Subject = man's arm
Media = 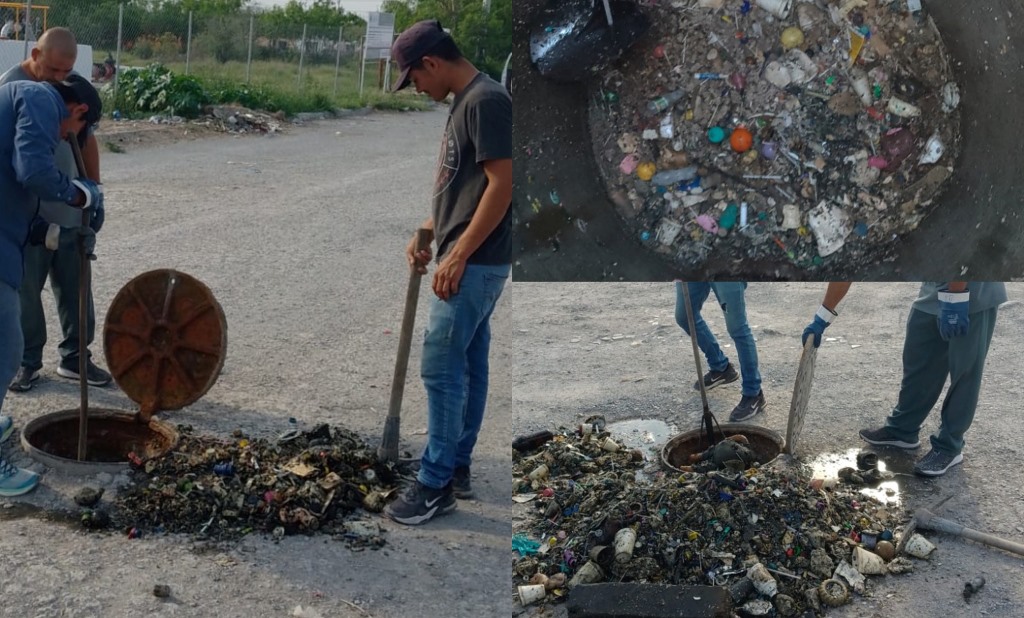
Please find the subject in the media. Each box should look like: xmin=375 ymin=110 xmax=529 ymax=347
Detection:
xmin=822 ymin=282 xmax=853 ymax=313
xmin=13 ymin=88 xmax=79 ymax=204
xmin=444 ymin=158 xmax=513 ymax=262
xmin=431 ymin=159 xmax=512 ymax=299
xmin=83 ymin=132 xmax=101 ymax=182
xmin=803 ymin=282 xmax=852 ymax=347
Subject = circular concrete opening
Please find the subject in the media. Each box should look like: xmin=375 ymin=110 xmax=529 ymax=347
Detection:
xmin=21 ymin=408 xmax=179 ymax=475
xmin=661 ymin=423 xmax=784 ymax=473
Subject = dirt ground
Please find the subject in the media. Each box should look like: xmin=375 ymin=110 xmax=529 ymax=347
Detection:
xmin=511 ymin=282 xmax=1024 ymax=617
xmin=0 ymin=109 xmax=512 ymax=618
xmin=512 ymin=0 xmax=1024 ymax=281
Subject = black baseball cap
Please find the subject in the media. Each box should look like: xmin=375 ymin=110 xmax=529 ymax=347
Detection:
xmin=52 ymin=73 xmax=102 ymax=125
xmin=390 ymin=19 xmax=453 ymax=93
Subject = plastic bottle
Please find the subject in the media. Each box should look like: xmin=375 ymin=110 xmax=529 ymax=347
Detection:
xmin=651 ymin=165 xmax=698 ymax=186
xmin=512 ymin=430 xmax=555 ymax=452
xmin=645 ymin=89 xmax=685 ymax=116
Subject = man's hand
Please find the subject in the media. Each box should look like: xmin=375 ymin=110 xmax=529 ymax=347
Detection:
xmin=802 ymin=305 xmax=837 ymax=348
xmin=69 ymin=177 xmax=103 ymax=211
xmin=76 ymin=226 xmax=97 ymax=259
xmin=937 ymin=288 xmax=970 ymax=340
xmin=406 ymin=229 xmax=433 ymax=275
xmin=433 ymin=251 xmax=466 ymax=301
xmin=88 ymin=185 xmax=104 ymax=233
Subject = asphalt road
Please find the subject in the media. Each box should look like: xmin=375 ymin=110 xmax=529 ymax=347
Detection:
xmin=512 ymin=0 xmax=1024 ymax=281
xmin=0 ymin=110 xmax=512 ymax=618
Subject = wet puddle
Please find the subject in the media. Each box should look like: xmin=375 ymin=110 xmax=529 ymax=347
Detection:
xmin=805 ymin=448 xmax=905 ymax=506
xmin=606 ymin=419 xmax=675 ymax=455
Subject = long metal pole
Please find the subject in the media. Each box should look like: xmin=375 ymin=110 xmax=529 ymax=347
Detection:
xmin=333 ymin=25 xmax=343 ymax=97
xmin=69 ymin=133 xmax=90 ymax=462
xmin=358 ymin=36 xmax=365 ymax=97
xmin=113 ymin=3 xmax=124 ymax=108
xmin=185 ymin=10 xmax=193 ymax=75
xmin=297 ymin=23 xmax=307 ymax=88
xmin=22 ymin=0 xmax=32 ymax=60
xmin=245 ymin=14 xmax=254 ymax=84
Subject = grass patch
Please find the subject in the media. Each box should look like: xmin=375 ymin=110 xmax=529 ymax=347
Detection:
xmin=103 ymin=54 xmax=429 ymax=117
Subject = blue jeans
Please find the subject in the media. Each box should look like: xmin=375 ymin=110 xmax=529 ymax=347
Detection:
xmin=0 ymin=282 xmax=23 ymax=419
xmin=418 ymin=263 xmax=510 ymax=489
xmin=674 ymin=282 xmax=761 ymax=397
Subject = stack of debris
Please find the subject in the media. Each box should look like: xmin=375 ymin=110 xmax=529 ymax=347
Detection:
xmin=201 ymin=105 xmax=285 ymax=134
xmin=512 ymin=427 xmax=935 ymax=615
xmin=112 ymin=424 xmax=398 ymax=547
xmin=589 ymin=0 xmax=961 ymax=271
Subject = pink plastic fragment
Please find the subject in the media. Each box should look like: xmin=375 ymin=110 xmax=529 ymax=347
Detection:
xmin=868 ymin=156 xmax=888 ymax=169
xmin=696 ymin=214 xmax=719 ymax=233
xmin=619 ymin=154 xmax=640 ymax=174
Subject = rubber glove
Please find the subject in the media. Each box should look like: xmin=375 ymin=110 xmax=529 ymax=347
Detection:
xmin=937 ymin=288 xmax=969 ymax=340
xmin=802 ymin=304 xmax=837 ymax=348
xmin=69 ymin=177 xmax=103 ymax=213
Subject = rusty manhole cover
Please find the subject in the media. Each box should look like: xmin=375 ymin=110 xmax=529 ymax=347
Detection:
xmin=104 ymin=269 xmax=227 ymax=421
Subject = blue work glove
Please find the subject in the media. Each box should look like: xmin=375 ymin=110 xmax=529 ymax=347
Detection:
xmin=76 ymin=226 xmax=97 ymax=259
xmin=88 ymin=189 xmax=104 ymax=233
xmin=802 ymin=305 xmax=837 ymax=348
xmin=937 ymin=288 xmax=969 ymax=340
xmin=68 ymin=178 xmax=104 ymax=214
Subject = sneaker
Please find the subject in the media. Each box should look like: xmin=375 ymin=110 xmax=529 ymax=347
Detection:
xmin=914 ymin=449 xmax=964 ymax=477
xmin=0 ymin=457 xmax=39 ymax=497
xmin=8 ymin=367 xmax=40 ymax=393
xmin=384 ymin=481 xmax=456 ymax=525
xmin=858 ymin=427 xmax=920 ymax=450
xmin=453 ymin=466 xmax=474 ymax=499
xmin=693 ymin=362 xmax=739 ymax=392
xmin=56 ymin=359 xmax=112 ymax=387
xmin=729 ymin=390 xmax=766 ymax=422
xmin=0 ymin=416 xmax=13 ymax=443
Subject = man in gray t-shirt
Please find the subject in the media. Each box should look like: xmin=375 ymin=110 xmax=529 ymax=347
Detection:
xmin=382 ymin=20 xmax=512 ymax=526
xmin=803 ymin=282 xmax=1007 ymax=477
xmin=1 ymin=27 xmax=112 ymax=394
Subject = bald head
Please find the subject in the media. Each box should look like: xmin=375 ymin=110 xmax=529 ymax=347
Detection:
xmin=37 ymin=27 xmax=77 ymax=57
xmin=27 ymin=27 xmax=77 ymax=81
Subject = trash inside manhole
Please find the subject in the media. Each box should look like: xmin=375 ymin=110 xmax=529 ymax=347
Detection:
xmin=662 ymin=424 xmax=784 ymax=472
xmin=513 ymin=423 xmax=920 ymax=613
xmin=21 ymin=408 xmax=177 ymax=464
xmin=585 ymin=1 xmax=961 ymax=273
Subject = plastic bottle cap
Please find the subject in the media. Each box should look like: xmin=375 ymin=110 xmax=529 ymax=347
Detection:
xmin=708 ymin=126 xmax=726 ymax=144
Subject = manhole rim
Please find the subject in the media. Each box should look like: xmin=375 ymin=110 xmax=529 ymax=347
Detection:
xmin=660 ymin=422 xmax=785 ymax=474
xmin=20 ymin=407 xmax=180 ymax=475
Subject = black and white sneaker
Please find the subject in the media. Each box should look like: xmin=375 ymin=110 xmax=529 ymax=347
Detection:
xmin=384 ymin=481 xmax=456 ymax=525
xmin=858 ymin=427 xmax=920 ymax=450
xmin=452 ymin=466 xmax=474 ymax=499
xmin=693 ymin=362 xmax=739 ymax=392
xmin=914 ymin=449 xmax=963 ymax=477
xmin=57 ymin=359 xmax=112 ymax=387
xmin=729 ymin=391 xmax=766 ymax=422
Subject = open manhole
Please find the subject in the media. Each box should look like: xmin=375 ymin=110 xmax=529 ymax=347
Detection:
xmin=21 ymin=270 xmax=226 ymax=474
xmin=661 ymin=423 xmax=784 ymax=473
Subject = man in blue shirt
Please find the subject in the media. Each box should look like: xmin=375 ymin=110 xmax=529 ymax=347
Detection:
xmin=0 ymin=77 xmax=104 ymax=496
xmin=803 ymin=282 xmax=1006 ymax=477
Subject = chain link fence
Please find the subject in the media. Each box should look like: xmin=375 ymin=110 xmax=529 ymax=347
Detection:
xmin=0 ymin=1 xmax=395 ymax=111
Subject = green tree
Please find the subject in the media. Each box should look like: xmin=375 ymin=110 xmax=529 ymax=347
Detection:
xmin=379 ymin=0 xmax=510 ymax=79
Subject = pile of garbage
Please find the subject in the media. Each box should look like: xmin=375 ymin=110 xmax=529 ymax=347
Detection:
xmin=201 ymin=105 xmax=285 ymax=134
xmin=588 ymin=0 xmax=961 ymax=271
xmin=512 ymin=425 xmax=935 ymax=616
xmin=110 ymin=423 xmax=399 ymax=547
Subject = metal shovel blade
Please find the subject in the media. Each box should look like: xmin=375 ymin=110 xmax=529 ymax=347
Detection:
xmin=785 ymin=337 xmax=818 ymax=456
xmin=529 ymin=0 xmax=650 ymax=82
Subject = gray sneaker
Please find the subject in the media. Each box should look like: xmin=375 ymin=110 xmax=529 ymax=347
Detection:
xmin=729 ymin=390 xmax=766 ymax=422
xmin=0 ymin=457 xmax=39 ymax=497
xmin=694 ymin=362 xmax=739 ymax=392
xmin=453 ymin=466 xmax=474 ymax=499
xmin=384 ymin=481 xmax=456 ymax=525
xmin=7 ymin=366 xmax=40 ymax=392
xmin=914 ymin=449 xmax=963 ymax=477
xmin=859 ymin=427 xmax=920 ymax=450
